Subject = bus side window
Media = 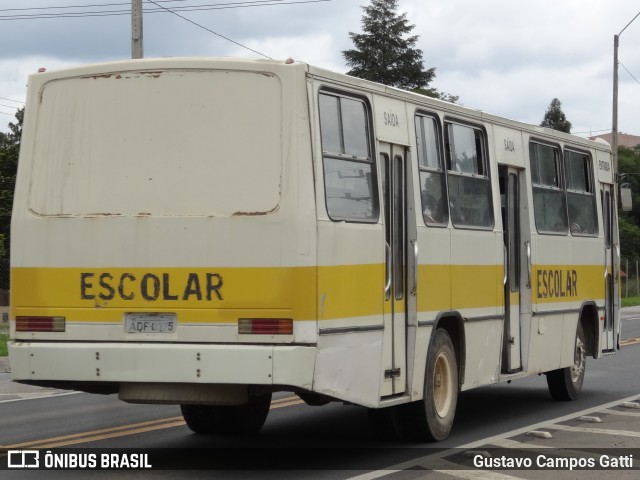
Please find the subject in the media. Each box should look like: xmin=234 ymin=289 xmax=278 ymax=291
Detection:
xmin=529 ymin=142 xmax=568 ymax=234
xmin=565 ymin=150 xmax=598 ymax=236
xmin=318 ymin=92 xmax=378 ymax=222
xmin=444 ymin=122 xmax=493 ymax=229
xmin=415 ymin=114 xmax=448 ymax=227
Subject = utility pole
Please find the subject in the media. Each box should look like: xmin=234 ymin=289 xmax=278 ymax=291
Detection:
xmin=131 ymin=0 xmax=143 ymax=59
xmin=612 ymin=11 xmax=640 ymax=176
xmin=612 ymin=34 xmax=619 ymax=175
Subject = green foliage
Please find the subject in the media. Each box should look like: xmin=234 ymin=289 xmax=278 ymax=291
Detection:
xmin=0 ymin=323 xmax=7 ymax=357
xmin=620 ymin=217 xmax=640 ymax=259
xmin=540 ymin=98 xmax=572 ymax=133
xmin=413 ymin=87 xmax=459 ymax=104
xmin=619 ymin=145 xmax=640 ymax=223
xmin=618 ymin=145 xmax=640 ymax=260
xmin=622 ymin=296 xmax=640 ymax=307
xmin=620 ymin=268 xmax=640 ymax=300
xmin=343 ymin=0 xmax=456 ymax=101
xmin=0 ymin=107 xmax=23 ymax=276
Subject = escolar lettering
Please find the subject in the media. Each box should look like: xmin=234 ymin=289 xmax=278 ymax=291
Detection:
xmin=80 ymin=272 xmax=223 ymax=302
xmin=536 ymin=269 xmax=577 ymax=299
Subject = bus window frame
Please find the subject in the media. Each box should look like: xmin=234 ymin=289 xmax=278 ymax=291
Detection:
xmin=529 ymin=139 xmax=568 ymax=236
xmin=414 ymin=110 xmax=449 ymax=228
xmin=444 ymin=118 xmax=495 ymax=231
xmin=318 ymin=88 xmax=379 ymax=224
xmin=564 ymin=148 xmax=599 ymax=237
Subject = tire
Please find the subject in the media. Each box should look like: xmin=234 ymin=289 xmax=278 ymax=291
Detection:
xmin=396 ymin=328 xmax=459 ymax=442
xmin=546 ymin=322 xmax=586 ymax=401
xmin=180 ymin=392 xmax=272 ymax=435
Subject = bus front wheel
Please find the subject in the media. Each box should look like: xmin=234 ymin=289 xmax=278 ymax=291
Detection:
xmin=180 ymin=392 xmax=272 ymax=435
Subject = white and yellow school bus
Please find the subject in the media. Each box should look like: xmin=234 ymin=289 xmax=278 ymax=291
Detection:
xmin=9 ymin=58 xmax=621 ymax=441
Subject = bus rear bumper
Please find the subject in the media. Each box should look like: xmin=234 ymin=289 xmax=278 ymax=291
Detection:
xmin=8 ymin=341 xmax=316 ymax=391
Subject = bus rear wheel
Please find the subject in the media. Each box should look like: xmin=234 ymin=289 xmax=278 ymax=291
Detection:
xmin=546 ymin=322 xmax=586 ymax=401
xmin=180 ymin=392 xmax=272 ymax=435
xmin=396 ymin=328 xmax=458 ymax=442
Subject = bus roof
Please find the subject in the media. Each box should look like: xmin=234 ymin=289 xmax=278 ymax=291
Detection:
xmin=27 ymin=56 xmax=610 ymax=154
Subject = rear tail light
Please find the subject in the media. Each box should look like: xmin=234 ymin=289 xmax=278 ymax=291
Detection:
xmin=16 ymin=316 xmax=66 ymax=332
xmin=238 ymin=318 xmax=293 ymax=335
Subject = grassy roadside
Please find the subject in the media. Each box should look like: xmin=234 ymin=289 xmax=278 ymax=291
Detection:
xmin=622 ymin=297 xmax=640 ymax=308
xmin=0 ymin=323 xmax=8 ymax=357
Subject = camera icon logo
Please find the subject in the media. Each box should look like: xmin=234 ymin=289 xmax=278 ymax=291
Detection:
xmin=7 ymin=450 xmax=40 ymax=468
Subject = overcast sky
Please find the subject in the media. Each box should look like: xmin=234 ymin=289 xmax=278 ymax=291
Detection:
xmin=1 ymin=0 xmax=640 ymax=138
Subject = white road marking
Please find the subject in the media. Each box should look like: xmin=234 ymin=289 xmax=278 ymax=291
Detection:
xmin=552 ymin=423 xmax=640 ymax=438
xmin=347 ymin=393 xmax=640 ymax=480
xmin=460 ymin=393 xmax=640 ymax=449
xmin=0 ymin=391 xmax=81 ymax=404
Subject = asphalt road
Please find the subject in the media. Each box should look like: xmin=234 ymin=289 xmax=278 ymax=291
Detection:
xmin=1 ymin=311 xmax=639 ymax=478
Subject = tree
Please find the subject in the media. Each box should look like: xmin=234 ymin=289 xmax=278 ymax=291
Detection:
xmin=618 ymin=145 xmax=640 ymax=260
xmin=343 ymin=0 xmax=457 ymax=102
xmin=540 ymin=98 xmax=572 ymax=133
xmin=0 ymin=107 xmax=23 ymax=285
xmin=620 ymin=217 xmax=640 ymax=260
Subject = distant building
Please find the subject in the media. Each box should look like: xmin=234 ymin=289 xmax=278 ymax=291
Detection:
xmin=589 ymin=132 xmax=640 ymax=149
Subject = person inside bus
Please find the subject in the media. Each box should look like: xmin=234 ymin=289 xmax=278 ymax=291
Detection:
xmin=423 ymin=192 xmax=444 ymax=224
xmin=568 ymin=204 xmax=582 ymax=234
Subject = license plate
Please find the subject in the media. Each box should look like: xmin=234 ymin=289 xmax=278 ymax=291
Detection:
xmin=125 ymin=313 xmax=177 ymax=334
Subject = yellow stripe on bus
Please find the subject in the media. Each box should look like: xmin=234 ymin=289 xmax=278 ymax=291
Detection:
xmin=418 ymin=264 xmax=502 ymax=312
xmin=11 ymin=263 xmax=608 ymax=324
xmin=532 ymin=264 xmax=605 ymax=304
xmin=11 ymin=266 xmax=318 ymax=322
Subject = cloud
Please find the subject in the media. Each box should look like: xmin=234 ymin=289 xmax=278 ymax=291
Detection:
xmin=404 ymin=0 xmax=640 ymax=135
xmin=1 ymin=0 xmax=639 ymax=136
xmin=228 ymin=32 xmax=345 ymax=71
xmin=0 ymin=56 xmax=82 ymax=126
xmin=0 ymin=16 xmax=130 ymax=62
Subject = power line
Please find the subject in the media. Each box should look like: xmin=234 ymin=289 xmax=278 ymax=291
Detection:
xmin=0 ymin=0 xmax=332 ymax=20
xmin=0 ymin=0 xmax=331 ymax=60
xmin=0 ymin=97 xmax=23 ymax=105
xmin=146 ymin=0 xmax=271 ymax=58
xmin=620 ymin=61 xmax=640 ymax=87
xmin=0 ymin=1 xmax=190 ymax=12
xmin=0 ymin=0 xmax=242 ymax=12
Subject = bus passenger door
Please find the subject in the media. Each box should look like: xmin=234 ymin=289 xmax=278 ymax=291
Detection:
xmin=499 ymin=166 xmax=529 ymax=372
xmin=602 ymin=186 xmax=618 ymax=352
xmin=380 ymin=143 xmax=412 ymax=396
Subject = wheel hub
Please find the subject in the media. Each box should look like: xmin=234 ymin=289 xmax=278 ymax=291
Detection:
xmin=570 ymin=335 xmax=585 ymax=383
xmin=433 ymin=352 xmax=453 ymax=418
